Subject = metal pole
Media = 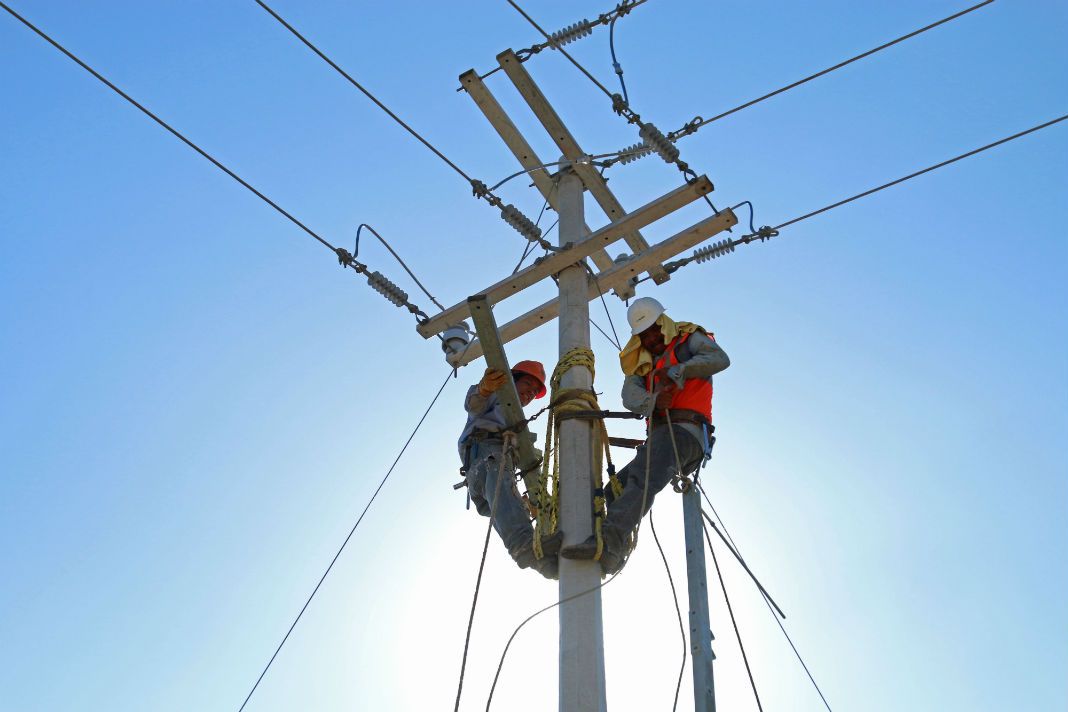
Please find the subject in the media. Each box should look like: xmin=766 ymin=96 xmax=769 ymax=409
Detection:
xmin=683 ymin=487 xmax=717 ymax=712
xmin=556 ymin=166 xmax=608 ymax=712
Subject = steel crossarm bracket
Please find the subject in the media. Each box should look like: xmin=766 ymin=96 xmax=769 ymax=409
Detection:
xmin=448 ymin=208 xmax=738 ymax=367
xmin=496 ymin=49 xmax=671 ymax=286
xmin=466 ymin=295 xmax=541 ymax=488
xmin=458 ymin=68 xmax=632 ymax=298
xmin=416 ymin=176 xmax=713 ymax=339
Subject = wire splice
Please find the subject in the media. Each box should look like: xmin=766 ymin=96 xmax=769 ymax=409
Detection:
xmin=549 ymin=19 xmax=592 ymax=47
xmin=501 ymin=203 xmax=544 ymax=243
xmin=367 ymin=270 xmax=409 ymax=307
xmin=638 ymin=123 xmax=679 ymax=163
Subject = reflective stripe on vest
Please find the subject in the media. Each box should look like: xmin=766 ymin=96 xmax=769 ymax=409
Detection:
xmin=645 ymin=332 xmax=713 ymax=422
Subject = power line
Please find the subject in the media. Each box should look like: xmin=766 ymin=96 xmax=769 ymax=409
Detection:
xmin=253 ymin=0 xmax=533 ymax=229
xmin=0 ymin=0 xmax=339 ymax=255
xmin=252 ymin=0 xmax=474 ymax=185
xmin=654 ymin=114 xmax=1068 ymax=284
xmin=237 ymin=369 xmax=455 ymax=712
xmin=668 ymin=0 xmax=998 ymax=141
xmin=772 ymin=114 xmax=1068 ymax=232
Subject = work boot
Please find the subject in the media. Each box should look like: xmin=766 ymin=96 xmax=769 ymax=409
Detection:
xmin=509 ymin=530 xmax=565 ymax=570
xmin=559 ymin=523 xmax=626 ymax=567
xmin=532 ymin=554 xmax=559 ymax=580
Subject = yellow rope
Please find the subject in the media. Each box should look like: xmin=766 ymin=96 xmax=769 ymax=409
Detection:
xmin=531 ymin=347 xmax=619 ymax=560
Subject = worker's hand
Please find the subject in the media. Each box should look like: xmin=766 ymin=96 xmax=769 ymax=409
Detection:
xmin=478 ymin=368 xmax=508 ymax=397
xmin=649 ymin=367 xmax=677 ymax=392
xmin=654 ymin=390 xmax=675 ymax=410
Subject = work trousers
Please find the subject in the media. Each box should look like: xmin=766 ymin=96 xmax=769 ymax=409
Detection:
xmin=605 ymin=423 xmax=704 ymax=533
xmin=465 ymin=439 xmax=532 ymax=552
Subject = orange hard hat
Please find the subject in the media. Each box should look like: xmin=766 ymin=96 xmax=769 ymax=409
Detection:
xmin=511 ymin=360 xmax=547 ymax=398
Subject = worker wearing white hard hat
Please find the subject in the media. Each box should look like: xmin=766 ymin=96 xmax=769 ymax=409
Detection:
xmin=561 ymin=297 xmax=730 ymax=574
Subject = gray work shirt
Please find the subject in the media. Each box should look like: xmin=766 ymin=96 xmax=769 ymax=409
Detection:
xmin=457 ymin=385 xmax=508 ymax=459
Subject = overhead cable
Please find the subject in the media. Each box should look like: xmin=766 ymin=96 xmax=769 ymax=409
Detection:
xmin=0 ymin=1 xmax=339 ymax=254
xmin=252 ymin=0 xmax=548 ymax=246
xmin=656 ymin=115 xmax=1067 ymax=282
xmin=772 ymin=114 xmax=1067 ymax=232
xmin=668 ymin=0 xmax=998 ymax=141
xmin=237 ymin=368 xmax=455 ymax=712
xmin=0 ymin=1 xmax=436 ymax=320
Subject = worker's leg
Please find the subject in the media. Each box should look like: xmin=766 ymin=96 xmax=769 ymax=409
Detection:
xmin=605 ymin=424 xmax=703 ymax=533
xmin=466 ymin=441 xmax=533 ymax=554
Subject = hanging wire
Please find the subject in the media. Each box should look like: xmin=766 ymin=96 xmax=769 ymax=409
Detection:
xmin=701 ymin=517 xmax=765 ymax=712
xmin=667 ymin=0 xmax=999 ymax=141
xmin=237 ymin=368 xmax=455 ymax=712
xmin=454 ymin=434 xmax=520 ymax=712
xmin=698 ymin=485 xmax=834 ymax=712
xmin=649 ymin=511 xmax=687 ymax=712
xmin=355 ymin=224 xmax=445 ymax=311
xmin=608 ymin=13 xmax=629 ymax=106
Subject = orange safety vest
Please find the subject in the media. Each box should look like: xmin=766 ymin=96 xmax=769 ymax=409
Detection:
xmin=644 ymin=331 xmax=713 ymax=422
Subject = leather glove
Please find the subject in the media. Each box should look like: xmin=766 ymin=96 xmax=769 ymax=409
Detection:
xmin=478 ymin=368 xmax=508 ymax=397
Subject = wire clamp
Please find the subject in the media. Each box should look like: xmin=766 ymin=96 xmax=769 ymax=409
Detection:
xmin=335 ymin=247 xmax=354 ymax=267
xmin=470 ymin=179 xmax=489 ymax=199
xmin=611 ymin=93 xmax=629 ymax=115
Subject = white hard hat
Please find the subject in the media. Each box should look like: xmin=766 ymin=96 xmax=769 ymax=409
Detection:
xmin=627 ymin=296 xmax=665 ymax=335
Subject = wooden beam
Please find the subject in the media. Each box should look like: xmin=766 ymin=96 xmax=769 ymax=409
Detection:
xmin=417 ymin=176 xmax=712 ymax=339
xmin=497 ymin=49 xmax=672 ymax=286
xmin=448 ymin=208 xmax=738 ymax=367
xmin=458 ymin=68 xmax=625 ymax=294
xmin=466 ymin=295 xmax=541 ymax=488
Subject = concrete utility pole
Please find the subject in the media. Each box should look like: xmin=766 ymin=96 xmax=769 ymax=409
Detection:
xmin=555 ymin=167 xmax=608 ymax=712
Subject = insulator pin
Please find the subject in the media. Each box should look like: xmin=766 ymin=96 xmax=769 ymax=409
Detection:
xmin=500 ymin=204 xmax=543 ymax=243
xmin=549 ymin=19 xmax=592 ymax=47
xmin=616 ymin=141 xmax=653 ymax=165
xmin=367 ymin=270 xmax=408 ymax=307
xmin=692 ymin=239 xmax=735 ymax=264
xmin=638 ymin=123 xmax=679 ymax=163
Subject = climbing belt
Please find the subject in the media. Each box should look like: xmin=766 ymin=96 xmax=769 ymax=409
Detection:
xmin=531 ymin=347 xmax=623 ymax=560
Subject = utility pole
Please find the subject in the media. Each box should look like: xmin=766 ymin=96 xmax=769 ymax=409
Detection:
xmin=426 ymin=44 xmax=741 ymax=712
xmin=555 ymin=167 xmax=607 ymax=712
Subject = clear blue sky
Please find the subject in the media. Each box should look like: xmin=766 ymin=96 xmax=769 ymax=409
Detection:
xmin=1 ymin=1 xmax=1065 ymax=711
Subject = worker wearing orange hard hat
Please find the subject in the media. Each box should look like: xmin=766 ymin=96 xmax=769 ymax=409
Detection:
xmin=561 ymin=297 xmax=730 ymax=574
xmin=458 ymin=359 xmax=562 ymax=579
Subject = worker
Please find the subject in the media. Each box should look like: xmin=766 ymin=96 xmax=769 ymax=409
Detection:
xmin=560 ymin=297 xmax=729 ymax=574
xmin=459 ymin=360 xmax=563 ymax=579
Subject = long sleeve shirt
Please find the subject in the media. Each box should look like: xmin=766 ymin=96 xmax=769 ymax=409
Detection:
xmin=621 ymin=330 xmax=729 ymax=447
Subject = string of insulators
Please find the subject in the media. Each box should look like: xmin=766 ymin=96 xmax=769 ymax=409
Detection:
xmin=500 ymin=203 xmax=543 ymax=243
xmin=615 ymin=141 xmax=654 ymax=165
xmin=638 ymin=122 xmax=679 ymax=163
xmin=367 ymin=270 xmax=409 ymax=307
xmin=692 ymin=239 xmax=734 ymax=263
xmin=549 ymin=19 xmax=592 ymax=47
